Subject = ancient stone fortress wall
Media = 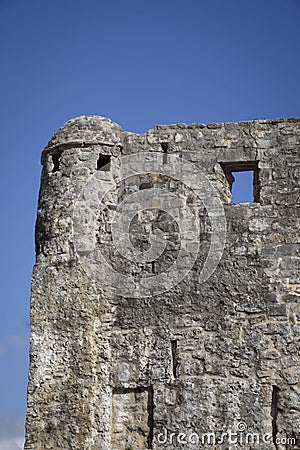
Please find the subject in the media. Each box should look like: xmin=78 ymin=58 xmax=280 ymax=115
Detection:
xmin=25 ymin=117 xmax=300 ymax=450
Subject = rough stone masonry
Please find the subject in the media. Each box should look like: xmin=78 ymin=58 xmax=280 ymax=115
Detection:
xmin=25 ymin=116 xmax=300 ymax=449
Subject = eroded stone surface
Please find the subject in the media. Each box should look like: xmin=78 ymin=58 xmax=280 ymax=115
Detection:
xmin=25 ymin=116 xmax=300 ymax=449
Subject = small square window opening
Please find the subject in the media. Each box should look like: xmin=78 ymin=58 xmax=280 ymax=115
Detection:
xmin=97 ymin=155 xmax=111 ymax=171
xmin=232 ymin=171 xmax=254 ymax=203
xmin=220 ymin=161 xmax=260 ymax=204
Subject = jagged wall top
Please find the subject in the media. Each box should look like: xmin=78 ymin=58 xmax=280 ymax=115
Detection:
xmin=45 ymin=115 xmax=300 ymax=158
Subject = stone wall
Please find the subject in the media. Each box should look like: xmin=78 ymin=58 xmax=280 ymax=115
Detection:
xmin=25 ymin=116 xmax=300 ymax=449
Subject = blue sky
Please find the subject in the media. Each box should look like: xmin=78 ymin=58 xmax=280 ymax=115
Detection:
xmin=0 ymin=0 xmax=299 ymax=447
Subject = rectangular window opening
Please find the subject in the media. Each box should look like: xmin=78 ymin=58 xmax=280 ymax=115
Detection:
xmin=220 ymin=161 xmax=260 ymax=204
xmin=52 ymin=154 xmax=60 ymax=173
xmin=97 ymin=154 xmax=111 ymax=171
xmin=171 ymin=340 xmax=178 ymax=378
xmin=161 ymin=143 xmax=168 ymax=164
xmin=271 ymin=386 xmax=280 ymax=447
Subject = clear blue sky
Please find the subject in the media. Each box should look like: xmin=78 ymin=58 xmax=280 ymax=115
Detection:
xmin=0 ymin=0 xmax=299 ymax=447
